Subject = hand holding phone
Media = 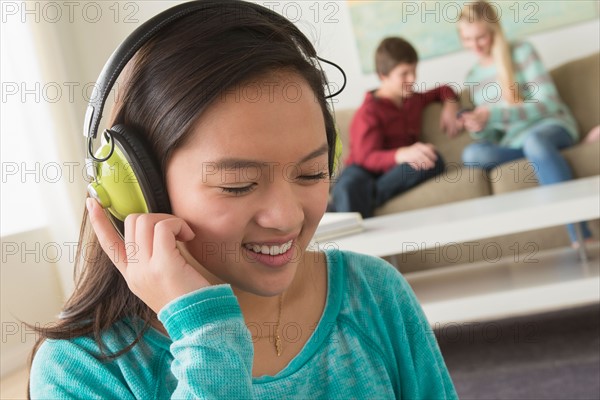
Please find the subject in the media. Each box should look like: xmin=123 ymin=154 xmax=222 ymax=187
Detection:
xmin=456 ymin=107 xmax=474 ymax=118
xmin=86 ymin=198 xmax=210 ymax=313
xmin=459 ymin=107 xmax=490 ymax=132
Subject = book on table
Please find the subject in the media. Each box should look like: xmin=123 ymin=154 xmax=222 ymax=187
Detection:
xmin=312 ymin=212 xmax=364 ymax=242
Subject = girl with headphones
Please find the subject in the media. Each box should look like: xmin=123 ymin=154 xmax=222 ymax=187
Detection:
xmin=29 ymin=1 xmax=457 ymax=398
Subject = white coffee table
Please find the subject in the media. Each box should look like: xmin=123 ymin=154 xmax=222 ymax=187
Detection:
xmin=317 ymin=176 xmax=599 ymax=258
xmin=316 ymin=176 xmax=600 ymax=325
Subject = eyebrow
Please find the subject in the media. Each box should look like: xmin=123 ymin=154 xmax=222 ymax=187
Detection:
xmin=212 ymin=143 xmax=329 ymax=170
xmin=299 ymin=143 xmax=329 ymax=164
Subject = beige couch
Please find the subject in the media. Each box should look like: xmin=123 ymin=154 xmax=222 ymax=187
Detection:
xmin=333 ymin=53 xmax=600 ymax=273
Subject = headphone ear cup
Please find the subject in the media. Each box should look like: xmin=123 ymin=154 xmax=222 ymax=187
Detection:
xmin=108 ymin=124 xmax=172 ymax=216
xmin=332 ymin=128 xmax=342 ymax=174
xmin=87 ymin=125 xmax=171 ymax=227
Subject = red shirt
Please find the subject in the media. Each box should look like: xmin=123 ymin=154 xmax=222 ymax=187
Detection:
xmin=345 ymin=86 xmax=457 ymax=173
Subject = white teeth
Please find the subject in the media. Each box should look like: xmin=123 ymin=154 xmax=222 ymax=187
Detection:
xmin=245 ymin=240 xmax=293 ymax=256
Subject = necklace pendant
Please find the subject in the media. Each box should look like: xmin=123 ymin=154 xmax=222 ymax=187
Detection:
xmin=275 ymin=334 xmax=282 ymax=357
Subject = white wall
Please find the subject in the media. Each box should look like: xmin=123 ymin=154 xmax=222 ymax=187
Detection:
xmin=1 ymin=229 xmax=64 ymax=376
xmin=308 ymin=4 xmax=599 ymax=110
xmin=40 ymin=1 xmax=600 ymax=117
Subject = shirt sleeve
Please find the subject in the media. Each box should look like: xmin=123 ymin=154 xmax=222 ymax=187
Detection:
xmin=486 ymin=42 xmax=565 ymax=130
xmin=29 ymin=285 xmax=254 ymax=400
xmin=158 ymin=284 xmax=254 ymax=399
xmin=348 ymin=104 xmax=397 ymax=173
xmin=30 ymin=339 xmax=137 ymax=399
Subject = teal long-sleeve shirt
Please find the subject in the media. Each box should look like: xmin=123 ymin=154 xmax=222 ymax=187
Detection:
xmin=30 ymin=249 xmax=458 ymax=399
xmin=467 ymin=41 xmax=579 ymax=148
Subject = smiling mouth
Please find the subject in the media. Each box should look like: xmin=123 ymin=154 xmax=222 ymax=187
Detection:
xmin=243 ymin=239 xmax=294 ymax=256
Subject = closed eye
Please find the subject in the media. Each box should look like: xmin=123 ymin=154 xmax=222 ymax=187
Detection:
xmin=220 ymin=184 xmax=256 ymax=195
xmin=298 ymin=172 xmax=328 ymax=181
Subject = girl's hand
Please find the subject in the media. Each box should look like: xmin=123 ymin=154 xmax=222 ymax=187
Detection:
xmin=440 ymin=101 xmax=461 ymax=138
xmin=86 ymin=198 xmax=210 ymax=313
xmin=460 ymin=107 xmax=490 ymax=132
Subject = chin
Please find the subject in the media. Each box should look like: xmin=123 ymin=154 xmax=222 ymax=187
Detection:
xmin=238 ymin=271 xmax=296 ymax=297
xmin=234 ymin=253 xmax=301 ymax=294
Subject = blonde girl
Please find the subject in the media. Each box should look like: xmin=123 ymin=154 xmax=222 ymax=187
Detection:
xmin=457 ymin=0 xmax=592 ymax=245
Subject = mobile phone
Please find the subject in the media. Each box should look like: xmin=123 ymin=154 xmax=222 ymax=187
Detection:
xmin=456 ymin=107 xmax=474 ymax=118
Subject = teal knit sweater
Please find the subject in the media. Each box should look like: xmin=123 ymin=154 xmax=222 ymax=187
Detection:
xmin=30 ymin=249 xmax=457 ymax=399
xmin=467 ymin=41 xmax=579 ymax=147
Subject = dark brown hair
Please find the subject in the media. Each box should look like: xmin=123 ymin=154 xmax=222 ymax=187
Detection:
xmin=375 ymin=37 xmax=419 ymax=76
xmin=28 ymin=0 xmax=337 ymax=389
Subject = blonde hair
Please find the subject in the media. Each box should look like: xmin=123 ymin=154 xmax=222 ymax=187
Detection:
xmin=460 ymin=1 xmax=522 ymax=104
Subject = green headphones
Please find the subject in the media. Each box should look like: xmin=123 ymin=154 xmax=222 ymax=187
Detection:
xmin=84 ymin=1 xmax=345 ymax=238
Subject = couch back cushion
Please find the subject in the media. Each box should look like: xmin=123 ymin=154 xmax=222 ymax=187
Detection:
xmin=420 ymin=98 xmax=474 ymax=165
xmin=550 ymin=52 xmax=600 ymax=135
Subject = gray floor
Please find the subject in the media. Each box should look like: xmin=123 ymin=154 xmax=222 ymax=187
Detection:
xmin=436 ymin=304 xmax=600 ymax=400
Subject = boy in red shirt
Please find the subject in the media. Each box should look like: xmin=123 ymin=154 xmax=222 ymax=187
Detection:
xmin=331 ymin=37 xmax=461 ymax=217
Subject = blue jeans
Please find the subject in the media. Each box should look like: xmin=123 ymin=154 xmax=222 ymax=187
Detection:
xmin=462 ymin=123 xmax=592 ymax=243
xmin=331 ymin=154 xmax=445 ymax=218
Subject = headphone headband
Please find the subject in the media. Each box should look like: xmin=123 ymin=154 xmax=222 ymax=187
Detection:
xmin=83 ymin=0 xmax=224 ymax=140
xmin=83 ymin=0 xmax=346 ymax=143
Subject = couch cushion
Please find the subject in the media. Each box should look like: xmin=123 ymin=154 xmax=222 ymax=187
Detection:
xmin=489 ymin=141 xmax=600 ymax=194
xmin=421 ymin=102 xmax=476 ymax=165
xmin=374 ymin=166 xmax=492 ymax=215
xmin=551 ymin=52 xmax=600 ymax=136
xmin=564 ymin=142 xmax=600 ymax=177
xmin=488 ymin=159 xmax=539 ymax=194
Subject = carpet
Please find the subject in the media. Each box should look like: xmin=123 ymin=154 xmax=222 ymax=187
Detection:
xmin=436 ymin=304 xmax=600 ymax=400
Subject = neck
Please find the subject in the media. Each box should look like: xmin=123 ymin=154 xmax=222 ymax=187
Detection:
xmin=479 ymin=54 xmax=494 ymax=66
xmin=234 ymin=250 xmax=312 ymax=320
xmin=375 ymin=88 xmax=403 ymax=107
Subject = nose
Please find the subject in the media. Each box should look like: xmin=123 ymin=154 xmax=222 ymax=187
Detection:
xmin=254 ymin=180 xmax=304 ymax=233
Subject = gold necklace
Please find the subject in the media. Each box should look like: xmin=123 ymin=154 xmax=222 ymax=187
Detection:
xmin=251 ymin=292 xmax=284 ymax=357
xmin=274 ymin=292 xmax=284 ymax=357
